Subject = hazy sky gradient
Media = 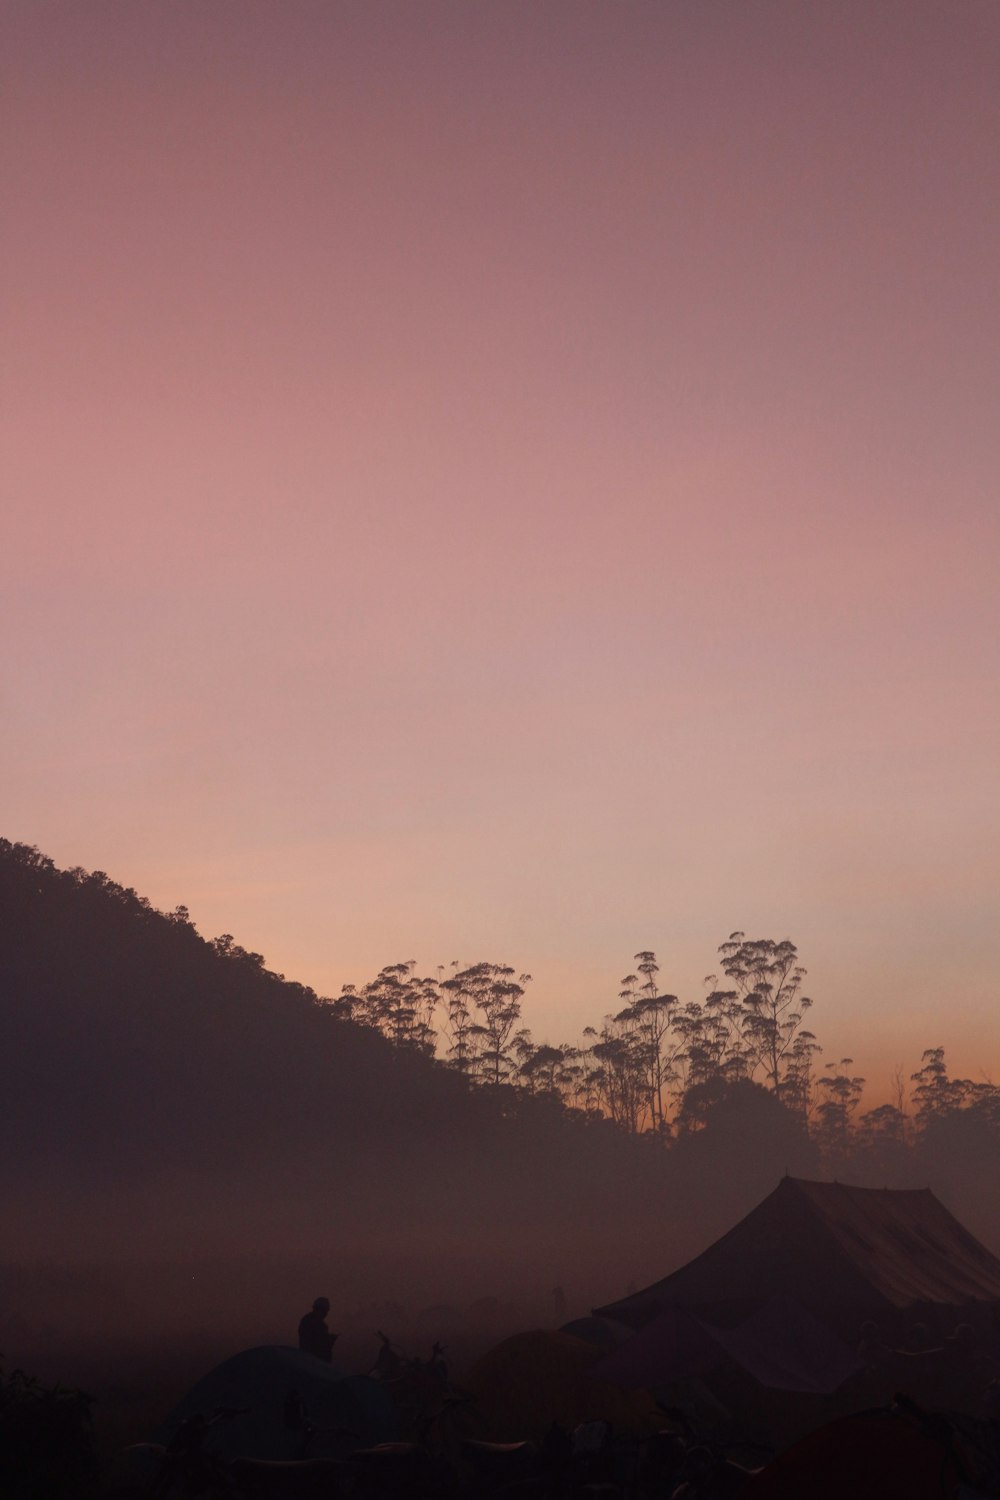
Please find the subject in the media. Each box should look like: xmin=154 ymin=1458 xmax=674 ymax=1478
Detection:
xmin=4 ymin=0 xmax=999 ymax=1093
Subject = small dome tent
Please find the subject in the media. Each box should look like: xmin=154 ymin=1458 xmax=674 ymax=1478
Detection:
xmin=155 ymin=1345 xmax=395 ymax=1460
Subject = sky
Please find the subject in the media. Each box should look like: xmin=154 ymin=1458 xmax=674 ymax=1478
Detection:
xmin=3 ymin=0 xmax=999 ymax=1097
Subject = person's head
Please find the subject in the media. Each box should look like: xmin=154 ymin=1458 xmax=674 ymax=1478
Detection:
xmin=313 ymin=1297 xmax=331 ymax=1317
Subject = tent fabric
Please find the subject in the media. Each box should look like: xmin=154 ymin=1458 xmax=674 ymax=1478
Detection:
xmin=594 ymin=1177 xmax=1000 ymax=1327
xmin=589 ymin=1299 xmax=862 ymax=1396
xmin=705 ymin=1297 xmax=863 ymax=1394
xmin=588 ymin=1307 xmax=723 ymax=1389
xmin=154 ymin=1345 xmax=396 ymax=1460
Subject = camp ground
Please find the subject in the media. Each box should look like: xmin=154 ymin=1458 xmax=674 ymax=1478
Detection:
xmin=96 ymin=1177 xmax=1000 ymax=1498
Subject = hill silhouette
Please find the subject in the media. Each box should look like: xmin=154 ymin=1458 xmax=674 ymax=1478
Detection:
xmin=1 ymin=841 xmax=705 ymax=1298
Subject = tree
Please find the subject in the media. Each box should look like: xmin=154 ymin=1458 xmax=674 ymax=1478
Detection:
xmin=513 ymin=1035 xmax=582 ymax=1101
xmin=674 ymin=1076 xmax=814 ymax=1171
xmin=584 ymin=1006 xmax=649 ymax=1134
xmin=572 ymin=1032 xmax=608 ymax=1117
xmin=965 ymin=1079 xmax=1000 ymax=1130
xmin=614 ymin=954 xmax=681 ymax=1132
xmin=716 ymin=933 xmax=814 ymax=1100
xmin=674 ymin=981 xmax=749 ymax=1119
xmin=212 ymin=933 xmax=266 ymax=968
xmin=857 ymin=1102 xmax=906 ymax=1151
xmin=339 ymin=962 xmax=438 ymax=1055
xmin=814 ymin=1059 xmax=865 ymax=1154
xmin=437 ymin=961 xmax=475 ymax=1075
xmin=910 ymin=1047 xmax=970 ymax=1126
xmin=635 ymin=951 xmax=659 ymax=1002
xmin=782 ymin=1027 xmax=821 ymax=1120
xmin=441 ymin=963 xmax=529 ymax=1086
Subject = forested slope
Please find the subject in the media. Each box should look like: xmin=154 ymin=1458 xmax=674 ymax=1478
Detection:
xmin=4 ymin=838 xmax=995 ymax=1296
xmin=0 ymin=841 xmax=688 ymax=1274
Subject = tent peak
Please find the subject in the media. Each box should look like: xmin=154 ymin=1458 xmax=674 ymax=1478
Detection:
xmin=594 ymin=1178 xmax=1000 ymax=1327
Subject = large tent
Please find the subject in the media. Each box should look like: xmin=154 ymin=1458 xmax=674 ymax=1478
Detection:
xmin=594 ymin=1177 xmax=1000 ymax=1328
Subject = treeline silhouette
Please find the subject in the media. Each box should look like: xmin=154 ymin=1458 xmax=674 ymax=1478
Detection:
xmin=332 ymin=947 xmax=999 ymax=1158
xmin=2 ymin=838 xmax=998 ymax=1296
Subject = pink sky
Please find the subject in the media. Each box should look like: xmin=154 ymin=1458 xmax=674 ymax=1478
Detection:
xmin=3 ymin=0 xmax=999 ymax=1097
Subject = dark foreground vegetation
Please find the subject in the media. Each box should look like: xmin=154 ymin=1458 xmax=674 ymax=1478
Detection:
xmin=0 ymin=1357 xmax=98 ymax=1498
xmin=5 ymin=1324 xmax=1000 ymax=1500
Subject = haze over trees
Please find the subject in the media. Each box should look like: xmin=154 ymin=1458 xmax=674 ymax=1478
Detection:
xmin=332 ymin=930 xmax=997 ymax=1167
xmin=2 ymin=837 xmax=998 ymax=1324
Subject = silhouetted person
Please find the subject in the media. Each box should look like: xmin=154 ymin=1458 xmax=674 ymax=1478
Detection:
xmin=298 ymin=1297 xmax=337 ymax=1362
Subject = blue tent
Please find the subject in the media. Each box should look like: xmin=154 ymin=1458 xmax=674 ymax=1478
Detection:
xmin=155 ymin=1345 xmax=396 ymax=1460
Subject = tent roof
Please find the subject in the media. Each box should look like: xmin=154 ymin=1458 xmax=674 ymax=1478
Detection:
xmin=594 ymin=1177 xmax=1000 ymax=1326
